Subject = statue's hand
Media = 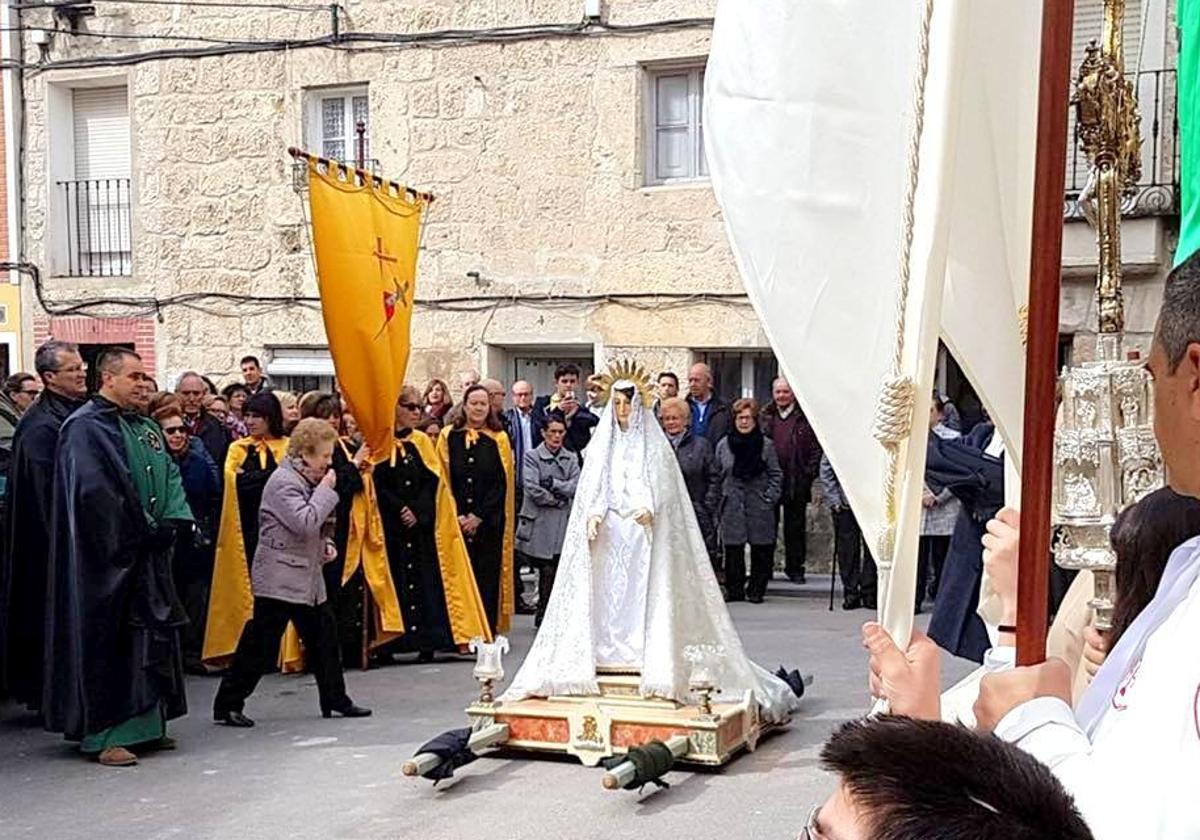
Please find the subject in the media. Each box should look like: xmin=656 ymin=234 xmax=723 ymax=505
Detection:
xmin=587 ymin=516 xmax=602 ymax=541
xmin=633 ymin=508 xmax=653 ymax=527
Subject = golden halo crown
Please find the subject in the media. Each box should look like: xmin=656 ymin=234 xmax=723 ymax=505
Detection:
xmin=592 ymin=359 xmax=655 ymax=408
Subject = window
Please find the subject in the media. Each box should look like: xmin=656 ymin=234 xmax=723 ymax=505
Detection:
xmin=696 ymin=350 xmax=778 ymax=405
xmin=511 ymin=353 xmax=595 ymax=402
xmin=645 ymin=64 xmax=707 ymax=185
xmin=305 ymin=86 xmax=370 ymax=164
xmin=58 ymin=86 xmax=132 ymax=276
xmin=266 ymin=346 xmax=336 ymax=394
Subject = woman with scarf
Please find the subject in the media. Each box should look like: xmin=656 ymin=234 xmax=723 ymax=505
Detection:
xmin=221 ymin=383 xmax=250 ymax=439
xmin=438 ymin=384 xmax=515 ymax=635
xmin=715 ymin=398 xmax=783 ymax=603
xmin=423 ymin=378 xmax=454 ymax=422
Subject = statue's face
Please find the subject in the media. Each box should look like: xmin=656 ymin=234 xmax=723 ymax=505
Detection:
xmin=613 ymin=391 xmax=633 ymax=431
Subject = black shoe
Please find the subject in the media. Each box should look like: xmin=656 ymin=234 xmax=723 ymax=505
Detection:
xmin=725 ymin=591 xmax=746 ymax=603
xmin=788 ymin=573 xmax=807 ymax=585
xmin=322 ymin=702 xmax=372 ymax=719
xmin=214 ymin=710 xmax=255 ymax=728
xmin=861 ymin=596 xmax=877 ymax=610
xmin=748 ymin=594 xmax=765 ymax=604
xmin=843 ymin=593 xmax=862 ymax=610
xmin=417 ymin=650 xmax=435 ymax=664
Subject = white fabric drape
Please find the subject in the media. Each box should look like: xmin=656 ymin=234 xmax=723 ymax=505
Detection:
xmin=705 ymin=0 xmax=1040 ymax=653
xmin=501 ymin=395 xmax=799 ymax=723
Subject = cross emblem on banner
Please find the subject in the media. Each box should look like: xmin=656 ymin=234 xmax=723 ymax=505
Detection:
xmin=373 ymin=236 xmax=410 ymax=340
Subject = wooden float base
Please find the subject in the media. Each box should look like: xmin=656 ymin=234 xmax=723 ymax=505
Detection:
xmin=466 ymin=671 xmax=784 ymax=768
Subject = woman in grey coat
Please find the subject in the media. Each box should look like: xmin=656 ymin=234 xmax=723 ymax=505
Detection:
xmin=516 ymin=413 xmax=581 ymax=627
xmin=213 ymin=419 xmax=371 ymax=727
xmin=716 ymin=399 xmax=783 ymax=603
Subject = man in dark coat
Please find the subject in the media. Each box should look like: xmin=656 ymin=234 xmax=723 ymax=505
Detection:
xmin=925 ymin=422 xmax=1004 ymax=663
xmin=760 ymin=377 xmax=822 ymax=583
xmin=0 ymin=341 xmax=88 ymax=711
xmin=43 ymin=348 xmax=193 ymax=767
xmin=505 ymin=380 xmax=544 ymax=613
xmin=685 ymin=362 xmax=731 ymax=444
xmin=175 ymin=371 xmax=230 ymax=470
xmin=533 ymin=363 xmax=597 ymax=457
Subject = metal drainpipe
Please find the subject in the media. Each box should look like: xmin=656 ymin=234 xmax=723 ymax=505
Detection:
xmin=0 ymin=2 xmax=25 ymax=367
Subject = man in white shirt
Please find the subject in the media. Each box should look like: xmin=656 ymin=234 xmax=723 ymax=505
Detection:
xmin=869 ymin=253 xmax=1200 ymax=839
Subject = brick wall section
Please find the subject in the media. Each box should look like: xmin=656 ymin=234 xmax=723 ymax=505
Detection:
xmin=32 ymin=315 xmax=157 ymax=375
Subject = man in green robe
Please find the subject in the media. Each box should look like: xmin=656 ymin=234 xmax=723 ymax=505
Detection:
xmin=43 ymin=348 xmax=194 ymax=766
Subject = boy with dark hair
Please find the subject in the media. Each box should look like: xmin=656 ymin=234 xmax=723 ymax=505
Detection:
xmin=810 ymin=715 xmax=1092 ymax=840
xmin=533 ymin=362 xmax=597 ymax=455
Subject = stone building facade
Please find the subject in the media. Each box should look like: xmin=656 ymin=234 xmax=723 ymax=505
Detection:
xmin=15 ymin=0 xmax=771 ymax=401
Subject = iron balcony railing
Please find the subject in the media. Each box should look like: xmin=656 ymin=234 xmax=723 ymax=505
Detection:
xmin=56 ymin=178 xmax=132 ymax=277
xmin=1065 ymin=68 xmax=1178 ymax=220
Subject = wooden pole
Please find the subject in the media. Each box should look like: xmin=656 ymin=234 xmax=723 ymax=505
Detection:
xmin=1017 ymin=0 xmax=1076 ymax=666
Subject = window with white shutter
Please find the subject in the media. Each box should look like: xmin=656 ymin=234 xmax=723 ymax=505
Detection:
xmin=65 ymin=86 xmax=132 ymax=276
xmin=305 ymin=86 xmax=370 ymax=165
xmin=645 ymin=64 xmax=707 ymax=186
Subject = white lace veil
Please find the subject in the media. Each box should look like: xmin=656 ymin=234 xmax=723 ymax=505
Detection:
xmin=500 ymin=385 xmax=798 ymax=722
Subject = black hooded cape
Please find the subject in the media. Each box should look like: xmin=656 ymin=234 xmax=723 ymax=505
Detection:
xmin=42 ymin=397 xmax=188 ymax=741
xmin=925 ymin=423 xmax=1004 ymax=663
xmin=0 ymin=389 xmax=85 ymax=708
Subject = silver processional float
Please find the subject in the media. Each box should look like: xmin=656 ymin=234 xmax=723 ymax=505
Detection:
xmin=1052 ymin=0 xmax=1163 ymax=631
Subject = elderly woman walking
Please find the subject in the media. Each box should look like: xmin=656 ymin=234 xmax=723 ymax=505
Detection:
xmin=515 ymin=411 xmax=581 ymax=628
xmin=212 ymin=418 xmax=371 ymax=727
xmin=716 ymin=399 xmax=783 ymax=603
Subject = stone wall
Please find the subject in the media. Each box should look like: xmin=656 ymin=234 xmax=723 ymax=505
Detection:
xmin=17 ymin=0 xmax=755 ymax=388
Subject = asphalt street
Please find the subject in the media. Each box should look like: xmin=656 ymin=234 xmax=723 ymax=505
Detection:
xmin=0 ymin=579 xmax=974 ymax=840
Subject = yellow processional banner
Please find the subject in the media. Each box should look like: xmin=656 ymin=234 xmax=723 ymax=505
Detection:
xmin=306 ymin=160 xmax=427 ymax=458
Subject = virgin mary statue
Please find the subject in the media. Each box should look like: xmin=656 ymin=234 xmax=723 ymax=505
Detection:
xmin=501 ymin=362 xmax=799 ymax=723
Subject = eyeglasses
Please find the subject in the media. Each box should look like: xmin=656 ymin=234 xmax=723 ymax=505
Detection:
xmin=798 ymin=806 xmax=826 ymax=840
xmin=19 ymin=389 xmax=40 ymax=396
xmin=400 ymin=402 xmax=422 ymax=411
xmin=162 ymin=426 xmax=187 ymax=436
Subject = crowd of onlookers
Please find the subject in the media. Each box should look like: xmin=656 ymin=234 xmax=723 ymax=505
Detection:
xmin=0 ymin=348 xmax=960 ymax=648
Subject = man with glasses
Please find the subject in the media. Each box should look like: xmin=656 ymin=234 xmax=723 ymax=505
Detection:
xmin=4 ymin=373 xmax=41 ymax=415
xmin=802 ymin=715 xmax=1091 ymax=839
xmin=0 ymin=373 xmax=39 ymax=455
xmin=504 ymin=380 xmax=544 ymax=615
xmin=0 ymin=341 xmax=87 ymax=713
xmin=175 ymin=371 xmax=230 ymax=470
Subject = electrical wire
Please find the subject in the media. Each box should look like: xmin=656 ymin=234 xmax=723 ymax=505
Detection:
xmin=4 ymin=259 xmax=750 ymax=321
xmin=0 ymin=26 xmax=304 ymax=48
xmin=16 ymin=0 xmax=331 ymax=12
xmin=3 ymin=16 xmax=714 ymax=72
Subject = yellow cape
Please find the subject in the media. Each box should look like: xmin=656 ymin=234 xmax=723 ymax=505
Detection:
xmin=343 ymin=433 xmax=492 ymax=647
xmin=202 ymin=436 xmax=303 ymax=671
xmin=436 ymin=426 xmax=515 ymax=635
